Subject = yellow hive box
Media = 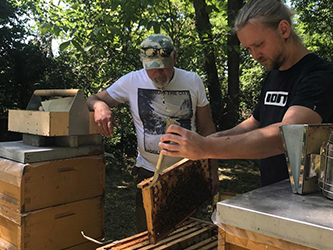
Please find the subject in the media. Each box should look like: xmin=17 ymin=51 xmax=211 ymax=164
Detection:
xmin=0 ymin=155 xmax=105 ymax=212
xmin=0 ymin=196 xmax=104 ymax=250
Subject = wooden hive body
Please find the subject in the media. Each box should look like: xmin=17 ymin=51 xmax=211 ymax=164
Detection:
xmin=0 ymin=155 xmax=105 ymax=212
xmin=0 ymin=141 xmax=105 ymax=249
xmin=0 ymin=197 xmax=104 ymax=250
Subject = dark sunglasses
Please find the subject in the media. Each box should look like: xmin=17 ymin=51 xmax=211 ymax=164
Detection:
xmin=140 ymin=48 xmax=173 ymax=57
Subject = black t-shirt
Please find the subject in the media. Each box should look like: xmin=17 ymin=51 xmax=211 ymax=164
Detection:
xmin=253 ymin=53 xmax=333 ymax=186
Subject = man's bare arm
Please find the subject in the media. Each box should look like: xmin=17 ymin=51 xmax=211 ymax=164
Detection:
xmin=159 ymin=105 xmax=322 ymax=160
xmin=87 ymin=90 xmax=120 ymax=137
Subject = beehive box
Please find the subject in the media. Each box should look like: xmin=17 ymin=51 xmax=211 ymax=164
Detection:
xmin=0 ymin=155 xmax=105 ymax=212
xmin=138 ymin=159 xmax=213 ymax=244
xmin=0 ymin=196 xmax=104 ymax=250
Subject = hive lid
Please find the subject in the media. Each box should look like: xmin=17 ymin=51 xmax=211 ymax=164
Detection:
xmin=0 ymin=141 xmax=103 ymax=163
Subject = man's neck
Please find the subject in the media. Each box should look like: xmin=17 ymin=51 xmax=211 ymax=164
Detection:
xmin=279 ymin=41 xmax=310 ymax=71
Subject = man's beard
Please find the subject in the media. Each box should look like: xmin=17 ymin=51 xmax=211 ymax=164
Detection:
xmin=260 ymin=42 xmax=285 ymax=70
xmin=269 ymin=52 xmax=284 ymax=70
xmin=153 ymin=81 xmax=169 ymax=89
xmin=152 ymin=75 xmax=171 ymax=89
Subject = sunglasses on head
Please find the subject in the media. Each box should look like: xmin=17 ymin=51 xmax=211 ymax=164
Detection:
xmin=140 ymin=47 xmax=173 ymax=57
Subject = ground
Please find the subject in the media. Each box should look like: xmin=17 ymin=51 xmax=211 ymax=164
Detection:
xmin=103 ymin=150 xmax=261 ymax=241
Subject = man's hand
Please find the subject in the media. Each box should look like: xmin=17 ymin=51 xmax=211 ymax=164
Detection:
xmin=87 ymin=91 xmax=120 ymax=137
xmin=94 ymin=105 xmax=118 ymax=137
xmin=159 ymin=125 xmax=207 ymax=160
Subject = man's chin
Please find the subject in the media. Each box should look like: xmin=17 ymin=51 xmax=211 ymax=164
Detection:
xmin=153 ymin=80 xmax=169 ymax=89
xmin=260 ymin=62 xmax=274 ymax=71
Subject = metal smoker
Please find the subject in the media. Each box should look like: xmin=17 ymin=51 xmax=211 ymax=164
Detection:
xmin=280 ymin=124 xmax=333 ymax=196
xmin=318 ymin=132 xmax=333 ymax=199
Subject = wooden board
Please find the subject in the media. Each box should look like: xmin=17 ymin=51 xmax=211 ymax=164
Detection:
xmin=138 ymin=159 xmax=212 ymax=244
xmin=217 ymin=227 xmax=317 ymax=250
xmin=8 ymin=110 xmax=98 ymax=136
xmin=98 ymin=218 xmax=217 ymax=250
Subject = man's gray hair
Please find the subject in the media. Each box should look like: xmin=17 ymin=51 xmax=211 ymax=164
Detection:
xmin=234 ymin=0 xmax=301 ymax=42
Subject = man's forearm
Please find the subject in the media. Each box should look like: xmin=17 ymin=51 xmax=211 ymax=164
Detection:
xmin=211 ymin=116 xmax=260 ymax=138
xmin=204 ymin=123 xmax=284 ymax=160
xmin=87 ymin=95 xmax=109 ymax=112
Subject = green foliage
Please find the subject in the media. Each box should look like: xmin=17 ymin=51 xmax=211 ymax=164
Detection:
xmin=6 ymin=0 xmax=231 ymax=146
xmin=3 ymin=0 xmax=333 ymax=142
xmin=238 ymin=48 xmax=265 ymax=119
xmin=291 ymin=0 xmax=333 ymax=61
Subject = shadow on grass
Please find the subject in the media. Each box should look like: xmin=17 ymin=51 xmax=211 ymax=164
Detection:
xmin=104 ymin=151 xmax=137 ymax=241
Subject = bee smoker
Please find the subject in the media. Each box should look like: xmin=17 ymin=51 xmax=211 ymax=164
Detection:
xmin=319 ymin=132 xmax=333 ymax=199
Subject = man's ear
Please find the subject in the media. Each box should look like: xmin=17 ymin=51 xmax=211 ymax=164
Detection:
xmin=278 ymin=20 xmax=291 ymax=39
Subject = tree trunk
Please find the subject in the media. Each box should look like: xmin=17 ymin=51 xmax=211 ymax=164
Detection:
xmin=192 ymin=0 xmax=223 ymax=130
xmin=225 ymin=0 xmax=243 ymax=129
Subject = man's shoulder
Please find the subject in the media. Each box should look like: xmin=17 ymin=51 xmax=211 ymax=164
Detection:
xmin=174 ymin=67 xmax=201 ymax=80
xmin=174 ymin=67 xmax=195 ymax=74
xmin=301 ymin=53 xmax=333 ymax=72
xmin=118 ymin=68 xmax=147 ymax=81
xmin=128 ymin=68 xmax=147 ymax=76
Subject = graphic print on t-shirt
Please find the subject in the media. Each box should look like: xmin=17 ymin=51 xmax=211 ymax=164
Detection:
xmin=138 ymin=88 xmax=193 ymax=154
xmin=264 ymin=91 xmax=288 ymax=107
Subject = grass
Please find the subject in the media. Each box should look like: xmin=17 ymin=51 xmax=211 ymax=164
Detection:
xmin=103 ymin=151 xmax=261 ymax=241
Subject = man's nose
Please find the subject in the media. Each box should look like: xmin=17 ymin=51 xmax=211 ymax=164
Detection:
xmin=251 ymin=49 xmax=261 ymax=61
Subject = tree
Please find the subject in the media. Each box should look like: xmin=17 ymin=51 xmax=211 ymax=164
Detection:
xmin=291 ymin=0 xmax=333 ymax=61
xmin=192 ymin=0 xmax=224 ymax=129
xmin=224 ymin=0 xmax=243 ymax=129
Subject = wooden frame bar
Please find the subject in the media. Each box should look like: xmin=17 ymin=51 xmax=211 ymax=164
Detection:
xmin=137 ymin=159 xmax=212 ymax=244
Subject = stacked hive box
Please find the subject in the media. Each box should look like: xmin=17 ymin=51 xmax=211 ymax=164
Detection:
xmin=0 ymin=89 xmax=105 ymax=250
xmin=0 ymin=144 xmax=105 ymax=250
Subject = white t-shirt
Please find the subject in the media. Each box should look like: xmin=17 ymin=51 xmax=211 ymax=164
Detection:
xmin=107 ymin=67 xmax=209 ymax=172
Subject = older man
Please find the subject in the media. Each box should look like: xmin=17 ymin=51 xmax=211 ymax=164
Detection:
xmin=87 ymin=34 xmax=218 ymax=232
xmin=159 ymin=0 xmax=333 ymax=187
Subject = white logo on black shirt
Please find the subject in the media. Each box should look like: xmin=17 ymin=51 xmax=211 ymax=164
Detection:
xmin=264 ymin=91 xmax=288 ymax=107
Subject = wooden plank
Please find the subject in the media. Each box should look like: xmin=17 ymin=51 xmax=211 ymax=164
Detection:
xmin=217 ymin=228 xmax=226 ymax=250
xmin=152 ymin=226 xmax=215 ymax=250
xmin=121 ymin=239 xmax=150 ymax=250
xmin=8 ymin=110 xmax=69 ymax=136
xmin=99 ymin=219 xmax=218 ymax=250
xmin=182 ymin=235 xmax=218 ymax=250
xmin=218 ymin=226 xmax=317 ymax=250
xmin=136 ymin=224 xmax=215 ymax=250
xmin=138 ymin=159 xmax=212 ymax=244
xmin=118 ymin=221 xmax=203 ymax=250
xmin=8 ymin=110 xmax=98 ymax=136
xmin=197 ymin=240 xmax=217 ymax=250
xmin=97 ymin=231 xmax=148 ymax=250
xmin=111 ymin=222 xmax=209 ymax=250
